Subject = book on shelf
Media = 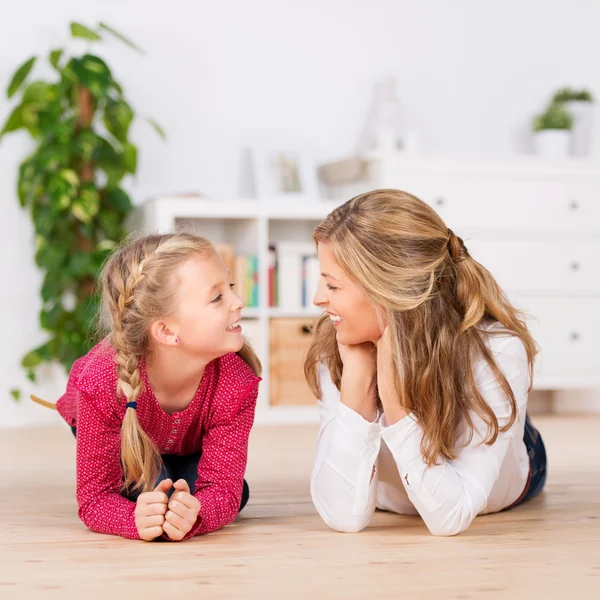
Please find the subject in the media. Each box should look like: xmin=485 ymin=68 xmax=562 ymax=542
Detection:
xmin=214 ymin=243 xmax=259 ymax=308
xmin=270 ymin=242 xmax=320 ymax=311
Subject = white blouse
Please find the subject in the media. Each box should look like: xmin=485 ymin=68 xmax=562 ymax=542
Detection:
xmin=311 ymin=322 xmax=531 ymax=536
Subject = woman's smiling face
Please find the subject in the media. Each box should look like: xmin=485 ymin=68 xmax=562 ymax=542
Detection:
xmin=312 ymin=241 xmax=383 ymax=345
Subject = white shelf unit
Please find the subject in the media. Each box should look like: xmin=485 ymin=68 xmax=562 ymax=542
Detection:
xmin=129 ymin=197 xmax=338 ymax=424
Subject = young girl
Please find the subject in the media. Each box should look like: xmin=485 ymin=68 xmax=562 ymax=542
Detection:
xmin=54 ymin=232 xmax=261 ymax=541
xmin=305 ymin=189 xmax=547 ymax=536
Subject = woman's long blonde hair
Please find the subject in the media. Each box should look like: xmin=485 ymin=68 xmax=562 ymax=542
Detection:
xmin=100 ymin=232 xmax=261 ymax=494
xmin=304 ymin=190 xmax=537 ymax=466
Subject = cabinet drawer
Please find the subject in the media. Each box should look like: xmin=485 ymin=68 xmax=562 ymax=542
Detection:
xmin=515 ymin=296 xmax=600 ymax=378
xmin=467 ymin=239 xmax=600 ymax=294
xmin=270 ymin=318 xmax=317 ymax=406
xmin=393 ymin=175 xmax=600 ymax=233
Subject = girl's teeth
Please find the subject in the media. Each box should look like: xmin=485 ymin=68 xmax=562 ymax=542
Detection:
xmin=227 ymin=321 xmax=240 ymax=331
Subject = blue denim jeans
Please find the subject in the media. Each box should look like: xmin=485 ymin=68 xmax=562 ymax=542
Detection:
xmin=506 ymin=413 xmax=547 ymax=509
xmin=71 ymin=427 xmax=250 ymax=511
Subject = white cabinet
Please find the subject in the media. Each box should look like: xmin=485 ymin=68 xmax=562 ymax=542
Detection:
xmin=372 ymin=153 xmax=600 ymax=392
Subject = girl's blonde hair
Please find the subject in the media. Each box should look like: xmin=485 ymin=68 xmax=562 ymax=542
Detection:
xmin=304 ymin=190 xmax=537 ymax=466
xmin=100 ymin=232 xmax=261 ymax=494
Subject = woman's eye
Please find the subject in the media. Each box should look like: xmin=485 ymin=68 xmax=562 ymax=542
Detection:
xmin=326 ymin=284 xmax=338 ymax=291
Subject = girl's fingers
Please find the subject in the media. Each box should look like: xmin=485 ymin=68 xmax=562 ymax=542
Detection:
xmin=171 ymin=490 xmax=200 ymax=512
xmin=142 ymin=514 xmax=165 ymax=528
xmin=154 ymin=478 xmax=173 ymax=493
xmin=138 ymin=491 xmax=169 ymax=505
xmin=173 ymin=479 xmax=190 ymax=494
xmin=163 ymin=519 xmax=185 ymax=541
xmin=165 ymin=509 xmax=187 ymax=532
xmin=168 ymin=500 xmax=197 ymax=524
xmin=139 ymin=525 xmax=164 ymax=541
xmin=139 ymin=502 xmax=167 ymax=517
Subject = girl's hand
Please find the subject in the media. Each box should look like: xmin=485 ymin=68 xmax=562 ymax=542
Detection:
xmin=163 ymin=479 xmax=201 ymax=541
xmin=376 ymin=327 xmax=408 ymax=424
xmin=135 ymin=478 xmax=172 ymax=541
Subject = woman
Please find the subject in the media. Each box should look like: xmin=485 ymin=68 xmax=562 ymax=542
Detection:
xmin=305 ymin=189 xmax=547 ymax=536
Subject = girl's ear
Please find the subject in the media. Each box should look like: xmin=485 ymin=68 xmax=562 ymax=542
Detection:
xmin=150 ymin=321 xmax=179 ymax=347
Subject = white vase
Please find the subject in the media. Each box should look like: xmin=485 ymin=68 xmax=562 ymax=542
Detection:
xmin=564 ymin=100 xmax=594 ymax=157
xmin=533 ymin=130 xmax=570 ymax=158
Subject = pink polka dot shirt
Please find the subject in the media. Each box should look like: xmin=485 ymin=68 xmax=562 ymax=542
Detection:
xmin=57 ymin=340 xmax=261 ymax=541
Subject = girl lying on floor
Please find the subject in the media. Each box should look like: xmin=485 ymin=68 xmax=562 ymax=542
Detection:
xmin=50 ymin=232 xmax=261 ymax=541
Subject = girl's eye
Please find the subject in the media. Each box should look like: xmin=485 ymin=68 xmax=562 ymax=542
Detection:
xmin=326 ymin=283 xmax=338 ymax=291
xmin=212 ymin=284 xmax=235 ymax=303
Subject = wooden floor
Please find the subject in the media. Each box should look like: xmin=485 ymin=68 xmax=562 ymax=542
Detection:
xmin=1 ymin=416 xmax=599 ymax=599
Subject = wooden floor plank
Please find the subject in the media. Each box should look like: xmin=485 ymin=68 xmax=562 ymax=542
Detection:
xmin=0 ymin=415 xmax=599 ymax=599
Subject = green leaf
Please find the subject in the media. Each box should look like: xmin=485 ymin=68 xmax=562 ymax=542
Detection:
xmin=103 ymin=99 xmax=134 ymax=142
xmin=69 ymin=55 xmax=112 ymax=98
xmin=41 ymin=273 xmax=64 ymax=302
xmin=72 ymin=186 xmax=100 ymax=223
xmin=49 ymin=49 xmax=63 ymax=69
xmin=22 ymin=81 xmax=56 ymax=104
xmin=7 ymin=56 xmax=36 ymax=99
xmin=10 ymin=388 xmax=21 ymax=401
xmin=67 ymin=252 xmax=94 ymax=277
xmin=22 ymin=350 xmax=43 ymax=369
xmin=60 ymin=169 xmax=79 ymax=187
xmin=27 ymin=371 xmax=36 ymax=383
xmin=99 ymin=22 xmax=145 ymax=55
xmin=0 ymin=104 xmax=25 ymax=139
xmin=106 ymin=187 xmax=133 ymax=213
xmin=145 ymin=117 xmax=167 ymax=141
xmin=40 ymin=303 xmax=64 ymax=329
xmin=122 ymin=142 xmax=137 ymax=174
xmin=70 ymin=22 xmax=102 ymax=41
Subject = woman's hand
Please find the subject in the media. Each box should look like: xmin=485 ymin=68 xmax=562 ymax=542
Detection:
xmin=135 ymin=478 xmax=172 ymax=541
xmin=376 ymin=327 xmax=408 ymax=425
xmin=338 ymin=340 xmax=378 ymax=422
xmin=163 ymin=479 xmax=201 ymax=541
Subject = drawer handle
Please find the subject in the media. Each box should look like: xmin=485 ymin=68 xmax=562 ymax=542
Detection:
xmin=570 ymin=261 xmax=581 ymax=272
xmin=301 ymin=325 xmax=314 ymax=335
xmin=569 ymin=200 xmax=580 ymax=211
xmin=569 ymin=331 xmax=581 ymax=342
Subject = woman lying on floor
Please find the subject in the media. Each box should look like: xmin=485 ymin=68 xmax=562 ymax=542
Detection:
xmin=305 ymin=189 xmax=547 ymax=536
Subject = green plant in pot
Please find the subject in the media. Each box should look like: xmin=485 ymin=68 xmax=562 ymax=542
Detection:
xmin=0 ymin=22 xmax=165 ymax=399
xmin=551 ymin=87 xmax=595 ymax=157
xmin=531 ymin=102 xmax=572 ymax=158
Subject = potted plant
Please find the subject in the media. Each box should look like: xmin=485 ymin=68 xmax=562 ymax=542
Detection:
xmin=0 ymin=22 xmax=164 ymax=400
xmin=532 ymin=102 xmax=572 ymax=158
xmin=552 ymin=87 xmax=594 ymax=157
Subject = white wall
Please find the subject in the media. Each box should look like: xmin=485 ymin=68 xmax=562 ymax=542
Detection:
xmin=2 ymin=0 xmax=600 ymax=425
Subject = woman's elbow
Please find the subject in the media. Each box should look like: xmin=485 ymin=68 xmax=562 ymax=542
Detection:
xmin=320 ymin=509 xmax=371 ymax=533
xmin=425 ymin=516 xmax=472 ymax=537
xmin=311 ymin=494 xmax=372 ymax=533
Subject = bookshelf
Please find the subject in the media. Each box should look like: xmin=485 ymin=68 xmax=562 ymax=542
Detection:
xmin=128 ymin=197 xmax=340 ymax=424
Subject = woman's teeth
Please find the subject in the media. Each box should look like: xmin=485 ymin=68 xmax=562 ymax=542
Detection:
xmin=329 ymin=314 xmax=342 ymax=323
